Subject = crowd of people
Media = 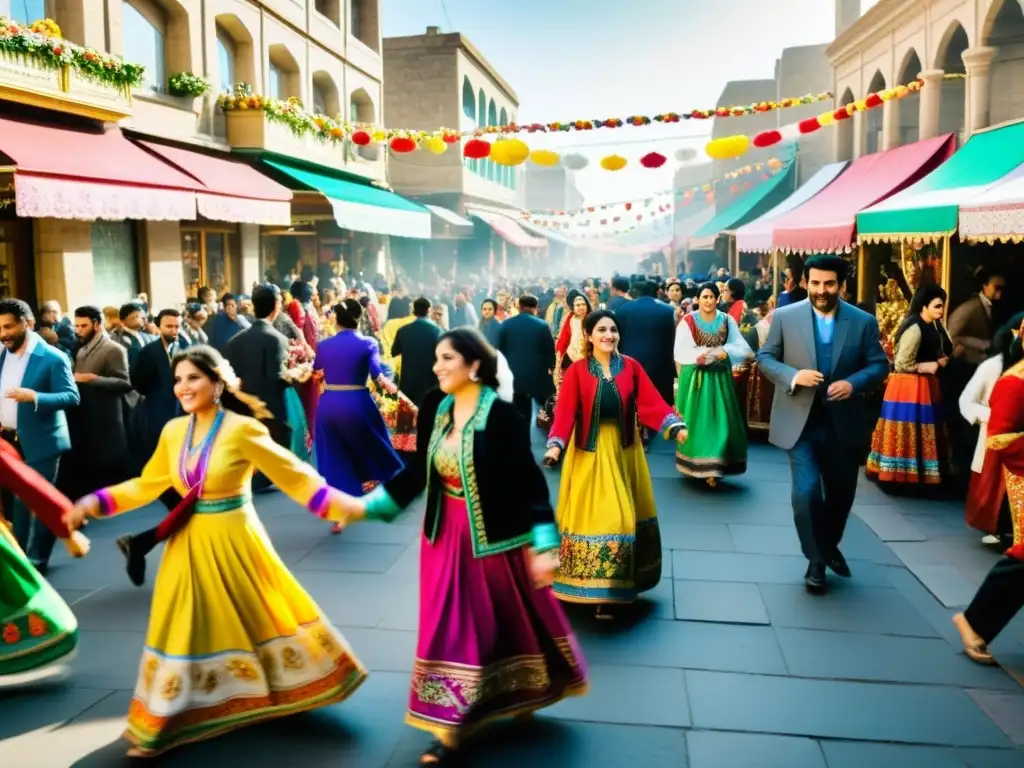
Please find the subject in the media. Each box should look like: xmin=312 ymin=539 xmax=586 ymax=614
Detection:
xmin=0 ymin=254 xmax=1022 ymax=762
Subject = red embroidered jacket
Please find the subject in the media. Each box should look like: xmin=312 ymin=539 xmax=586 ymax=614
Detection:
xmin=0 ymin=439 xmax=72 ymax=539
xmin=547 ymin=354 xmax=684 ymax=452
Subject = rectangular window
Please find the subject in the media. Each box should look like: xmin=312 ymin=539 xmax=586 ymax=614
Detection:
xmin=91 ymin=222 xmax=140 ymax=308
xmin=268 ymin=64 xmax=282 ymax=100
xmin=181 ymin=231 xmax=233 ymax=300
xmin=8 ymin=0 xmax=45 ymax=25
xmin=350 ymin=0 xmax=361 ymax=39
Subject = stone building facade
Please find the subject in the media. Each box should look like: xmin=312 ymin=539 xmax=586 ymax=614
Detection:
xmin=0 ymin=0 xmax=384 ymax=311
xmin=827 ymin=0 xmax=1024 ymax=161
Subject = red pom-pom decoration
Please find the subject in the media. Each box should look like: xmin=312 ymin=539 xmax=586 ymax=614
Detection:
xmin=798 ymin=117 xmax=822 ymax=134
xmin=752 ymin=130 xmax=782 ymax=148
xmin=464 ymin=138 xmax=491 ymax=160
xmin=640 ymin=152 xmax=667 ymax=169
xmin=865 ymin=93 xmax=884 ymax=109
xmin=390 ymin=136 xmax=417 ymax=153
xmin=351 ymin=130 xmax=371 ymax=146
xmin=833 ymin=108 xmax=852 ymax=121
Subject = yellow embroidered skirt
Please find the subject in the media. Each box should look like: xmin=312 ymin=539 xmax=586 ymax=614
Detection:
xmin=553 ymin=423 xmax=662 ymax=603
xmin=126 ymin=505 xmax=367 ymax=756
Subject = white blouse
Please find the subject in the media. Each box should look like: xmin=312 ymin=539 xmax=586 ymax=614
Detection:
xmin=959 ymin=354 xmax=1003 ymax=474
xmin=674 ymin=311 xmax=753 ymax=368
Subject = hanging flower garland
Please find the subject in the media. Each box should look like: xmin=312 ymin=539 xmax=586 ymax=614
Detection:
xmin=705 ymin=77 xmax=936 ymax=160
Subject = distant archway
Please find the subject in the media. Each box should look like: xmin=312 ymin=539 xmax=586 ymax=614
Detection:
xmin=864 ymin=71 xmax=885 ymax=154
xmin=835 ymin=88 xmax=855 ymax=161
xmin=984 ymin=0 xmax=1024 ymax=126
xmin=934 ymin=20 xmax=968 ymax=136
xmin=896 ymin=48 xmax=922 ymax=144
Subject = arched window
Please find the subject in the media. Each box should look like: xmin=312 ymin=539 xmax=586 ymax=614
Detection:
xmin=8 ymin=0 xmax=46 ymax=26
xmin=864 ymin=71 xmax=885 ymax=154
xmin=217 ymin=30 xmax=235 ymax=93
xmin=487 ymin=99 xmax=498 ymax=181
xmin=314 ymin=0 xmax=340 ymax=27
xmin=461 ymin=77 xmax=477 ymax=172
xmin=312 ymin=71 xmax=339 ymax=116
xmin=268 ymin=64 xmax=283 ymax=99
xmin=267 ymin=44 xmax=300 ymax=101
xmin=350 ymin=88 xmax=378 ymax=160
xmin=477 ymin=88 xmax=486 ymax=176
xmin=123 ymin=0 xmax=166 ymax=93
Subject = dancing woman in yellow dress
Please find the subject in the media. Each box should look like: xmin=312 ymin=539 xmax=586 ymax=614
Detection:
xmin=64 ymin=345 xmax=366 ymax=758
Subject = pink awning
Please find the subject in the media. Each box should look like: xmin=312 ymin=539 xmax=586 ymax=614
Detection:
xmin=0 ymin=114 xmax=199 ymax=221
xmin=468 ymin=209 xmax=548 ymax=248
xmin=770 ymin=134 xmax=956 ymax=254
xmin=135 ymin=140 xmax=293 ymax=226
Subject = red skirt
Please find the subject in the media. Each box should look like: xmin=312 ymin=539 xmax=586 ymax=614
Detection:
xmin=966 ymin=447 xmax=1007 ymax=534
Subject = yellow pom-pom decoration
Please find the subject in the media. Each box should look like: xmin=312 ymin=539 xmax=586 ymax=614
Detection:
xmin=489 ymin=139 xmax=530 ymax=166
xmin=529 ymin=149 xmax=561 ymax=167
xmin=423 ymin=136 xmax=448 ymax=155
xmin=854 ymin=100 xmax=868 ymax=112
xmin=879 ymin=88 xmax=895 ymax=101
xmin=817 ymin=110 xmax=835 ymax=127
xmin=371 ymin=129 xmax=387 ymax=143
xmin=600 ymin=154 xmax=628 ymax=171
xmin=705 ymin=135 xmax=750 ymax=160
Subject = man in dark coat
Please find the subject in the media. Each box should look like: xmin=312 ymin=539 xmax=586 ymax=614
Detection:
xmin=614 ymin=279 xmax=677 ymax=404
xmin=131 ymin=309 xmax=187 ymax=464
xmin=226 ymin=283 xmax=294 ymax=492
xmin=497 ymin=294 xmax=555 ymax=429
xmin=391 ymin=297 xmax=442 ymax=407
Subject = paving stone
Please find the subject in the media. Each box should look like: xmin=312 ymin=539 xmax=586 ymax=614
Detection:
xmin=758 ymin=583 xmax=939 ymax=638
xmin=0 ymin=686 xmax=116 ymax=741
xmin=672 ymin=550 xmax=893 ymax=587
xmin=67 ymin=630 xmax=146 ymax=691
xmin=818 ymin=741 xmax=966 ymax=767
xmin=301 ymin=571 xmax=418 ymax=629
xmin=71 ymin=586 xmax=153 ymax=632
xmin=657 ymin=522 xmax=735 ymax=551
xmin=775 ymin=628 xmax=1020 ymax=690
xmin=387 ymin=719 xmax=690 ymax=767
xmin=579 ymin=617 xmax=786 ymax=675
xmin=852 ymin=503 xmax=927 ymax=541
xmin=293 ymin=540 xmax=408 ymax=573
xmin=906 ymin=564 xmax=982 ymax=608
xmin=673 ymin=580 xmax=769 ymax=625
xmin=641 ymin=574 xmax=676 ymax=621
xmin=967 ymin=690 xmax=1024 ymax=746
xmin=336 ymin=627 xmax=417 ymax=673
xmin=728 ymin=520 xmax=900 ymax=565
xmin=686 ymin=731 xmax=825 ymax=768
xmin=686 ymin=670 xmax=1010 ymax=746
xmin=959 ymin=747 xmax=1024 ymax=767
xmin=547 ymin=663 xmax=689 ymax=727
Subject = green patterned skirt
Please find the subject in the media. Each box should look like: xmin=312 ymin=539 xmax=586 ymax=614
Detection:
xmin=675 ymin=363 xmax=748 ymax=479
xmin=0 ymin=525 xmax=77 ymax=677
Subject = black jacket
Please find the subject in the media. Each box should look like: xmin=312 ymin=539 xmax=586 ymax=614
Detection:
xmin=372 ymin=387 xmax=555 ymax=557
xmin=391 ymin=317 xmax=441 ymax=407
xmin=225 ymin=320 xmax=290 ymax=423
xmin=497 ymin=313 xmax=555 ymax=401
xmin=614 ymin=296 xmax=677 ymax=404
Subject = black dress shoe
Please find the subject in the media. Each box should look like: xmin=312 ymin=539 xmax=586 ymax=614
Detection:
xmin=116 ymin=529 xmax=158 ymax=588
xmin=826 ymin=549 xmax=852 ymax=578
xmin=805 ymin=562 xmax=827 ymax=593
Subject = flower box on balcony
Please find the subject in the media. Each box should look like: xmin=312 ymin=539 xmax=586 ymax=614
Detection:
xmin=224 ymin=109 xmax=345 ymax=169
xmin=0 ymin=50 xmax=133 ymax=122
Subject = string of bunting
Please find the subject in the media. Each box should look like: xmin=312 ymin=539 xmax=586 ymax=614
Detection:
xmin=218 ymin=86 xmax=834 ymax=147
xmin=704 ymin=76 xmax=951 ymax=160
xmin=525 ymin=157 xmax=787 ymax=220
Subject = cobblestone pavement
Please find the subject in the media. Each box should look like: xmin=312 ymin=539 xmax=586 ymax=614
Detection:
xmin=2 ymin=435 xmax=1024 ymax=767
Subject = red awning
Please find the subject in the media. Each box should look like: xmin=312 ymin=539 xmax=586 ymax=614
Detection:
xmin=0 ymin=115 xmax=199 ymax=221
xmin=770 ymin=133 xmax=956 ymax=254
xmin=135 ymin=140 xmax=293 ymax=226
xmin=468 ymin=208 xmax=548 ymax=248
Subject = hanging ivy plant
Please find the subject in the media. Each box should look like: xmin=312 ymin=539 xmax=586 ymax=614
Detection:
xmin=0 ymin=15 xmax=145 ymax=89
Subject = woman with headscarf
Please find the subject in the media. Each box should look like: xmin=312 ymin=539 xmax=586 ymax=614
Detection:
xmin=64 ymin=346 xmax=366 ymax=757
xmin=478 ymin=297 xmax=502 ymax=348
xmin=867 ymin=283 xmax=954 ymax=486
xmin=554 ymin=289 xmax=592 ymax=389
xmin=960 ymin=312 xmax=1024 ymax=547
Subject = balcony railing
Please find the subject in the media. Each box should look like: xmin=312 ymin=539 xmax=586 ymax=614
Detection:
xmin=0 ymin=51 xmax=133 ymax=122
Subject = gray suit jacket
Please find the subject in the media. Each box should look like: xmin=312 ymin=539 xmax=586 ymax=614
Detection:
xmin=756 ymin=299 xmax=888 ymax=451
xmin=73 ymin=334 xmax=133 ymax=462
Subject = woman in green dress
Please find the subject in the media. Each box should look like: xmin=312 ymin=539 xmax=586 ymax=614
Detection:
xmin=674 ymin=282 xmax=753 ymax=486
xmin=1 ymin=439 xmax=82 ymax=683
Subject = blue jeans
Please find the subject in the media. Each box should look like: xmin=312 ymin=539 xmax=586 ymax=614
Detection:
xmin=788 ymin=419 xmax=859 ymax=565
xmin=11 ymin=455 xmax=61 ymax=568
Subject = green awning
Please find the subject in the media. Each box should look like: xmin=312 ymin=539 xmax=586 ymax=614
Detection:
xmin=857 ymin=120 xmax=1024 ymax=243
xmin=264 ymin=158 xmax=431 ymax=239
xmin=689 ymin=162 xmax=796 ymax=250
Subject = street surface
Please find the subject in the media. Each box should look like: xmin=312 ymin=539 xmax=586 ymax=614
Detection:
xmin=2 ymin=434 xmax=1024 ymax=767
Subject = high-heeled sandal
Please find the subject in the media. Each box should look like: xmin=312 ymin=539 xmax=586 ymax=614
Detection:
xmin=953 ymin=614 xmax=997 ymax=666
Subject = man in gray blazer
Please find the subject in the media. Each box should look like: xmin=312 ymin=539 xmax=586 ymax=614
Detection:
xmin=65 ymin=305 xmax=134 ymax=499
xmin=757 ymin=255 xmax=889 ymax=593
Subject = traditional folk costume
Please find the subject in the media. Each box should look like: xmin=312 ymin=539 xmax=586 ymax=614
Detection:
xmin=673 ymin=311 xmax=752 ymax=480
xmin=555 ymin=313 xmax=586 ymax=375
xmin=0 ymin=440 xmax=80 ymax=681
xmin=960 ymin=354 xmax=1009 ymax=536
xmin=287 ymin=298 xmax=322 ymax=431
xmin=361 ymin=387 xmax=588 ymax=743
xmin=867 ymin=316 xmax=954 ymax=485
xmin=958 ymin=362 xmax=1024 ymax=648
xmin=744 ymin=312 xmax=776 ymax=431
xmin=547 ymin=355 xmax=685 ymax=603
xmin=93 ymin=410 xmax=366 ymax=756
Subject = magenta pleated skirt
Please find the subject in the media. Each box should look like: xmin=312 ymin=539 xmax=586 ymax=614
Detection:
xmin=407 ymin=493 xmax=588 ymax=740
